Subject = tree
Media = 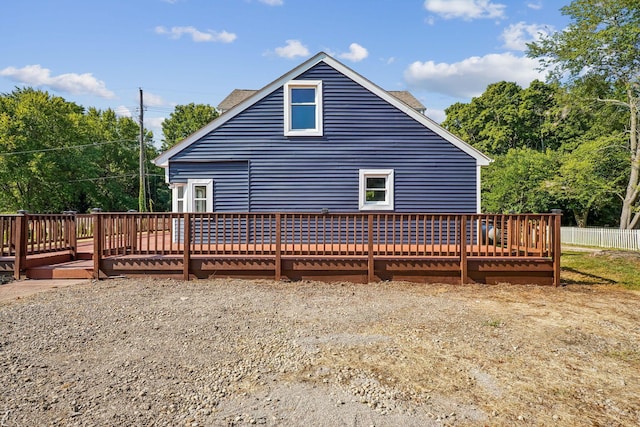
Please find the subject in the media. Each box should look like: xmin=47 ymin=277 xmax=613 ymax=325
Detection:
xmin=81 ymin=108 xmax=143 ymax=211
xmin=443 ymin=82 xmax=521 ymax=155
xmin=0 ymin=88 xmax=170 ymax=213
xmin=0 ymin=88 xmax=85 ymax=213
xmin=482 ymin=148 xmax=560 ymax=214
xmin=442 ymin=80 xmax=581 ymax=156
xmin=549 ymin=136 xmax=628 ymax=227
xmin=82 ymin=108 xmax=169 ymax=212
xmin=161 ymin=103 xmax=218 ymax=151
xmin=528 ymin=0 xmax=640 ymax=228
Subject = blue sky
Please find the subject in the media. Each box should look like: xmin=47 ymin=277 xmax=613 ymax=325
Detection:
xmin=1 ymin=0 xmax=569 ymax=145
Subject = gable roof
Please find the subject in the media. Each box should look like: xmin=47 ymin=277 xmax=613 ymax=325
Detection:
xmin=217 ymin=89 xmax=257 ymax=113
xmin=154 ymin=52 xmax=491 ymax=167
xmin=387 ymin=91 xmax=426 ymax=114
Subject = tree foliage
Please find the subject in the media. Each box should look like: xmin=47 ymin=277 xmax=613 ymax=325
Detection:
xmin=549 ymin=135 xmax=628 ymax=227
xmin=0 ymin=88 xmax=84 ymax=212
xmin=482 ymin=148 xmax=560 ymax=214
xmin=161 ymin=103 xmax=218 ymax=151
xmin=528 ymin=0 xmax=640 ymax=229
xmin=444 ymin=80 xmax=593 ymax=156
xmin=0 ymin=88 xmax=169 ymax=213
xmin=443 ymin=70 xmax=632 ymax=227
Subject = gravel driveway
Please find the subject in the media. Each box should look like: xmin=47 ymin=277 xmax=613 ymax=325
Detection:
xmin=1 ymin=278 xmax=639 ymax=426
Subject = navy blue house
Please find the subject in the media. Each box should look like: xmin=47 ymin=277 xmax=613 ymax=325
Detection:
xmin=153 ymin=52 xmax=491 ymax=214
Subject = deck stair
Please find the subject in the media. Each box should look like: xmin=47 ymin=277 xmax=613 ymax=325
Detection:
xmin=26 ymin=259 xmax=94 ymax=280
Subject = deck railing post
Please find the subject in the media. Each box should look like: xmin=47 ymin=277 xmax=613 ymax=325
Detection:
xmin=367 ymin=214 xmax=374 ymax=283
xmin=128 ymin=212 xmax=137 ymax=253
xmin=553 ymin=212 xmax=562 ymax=287
xmin=92 ymin=210 xmax=102 ymax=280
xmin=460 ymin=215 xmax=467 ymax=285
xmin=275 ymin=213 xmax=282 ymax=281
xmin=183 ymin=212 xmax=191 ymax=281
xmin=13 ymin=211 xmax=28 ymax=280
xmin=64 ymin=211 xmax=78 ymax=260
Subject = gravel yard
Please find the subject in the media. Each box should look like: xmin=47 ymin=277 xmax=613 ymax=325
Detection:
xmin=1 ymin=278 xmax=639 ymax=426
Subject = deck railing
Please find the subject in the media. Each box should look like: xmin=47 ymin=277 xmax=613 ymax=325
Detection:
xmin=76 ymin=214 xmax=93 ymax=240
xmin=3 ymin=212 xmax=561 ymax=285
xmin=24 ymin=214 xmax=76 ymax=255
xmin=1 ymin=213 xmax=77 ymax=278
xmin=90 ymin=212 xmax=561 ymax=285
xmin=1 ymin=215 xmax=18 ymax=257
xmin=93 ymin=212 xmax=558 ymax=256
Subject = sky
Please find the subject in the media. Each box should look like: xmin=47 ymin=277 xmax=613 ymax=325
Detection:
xmin=0 ymin=0 xmax=570 ymax=146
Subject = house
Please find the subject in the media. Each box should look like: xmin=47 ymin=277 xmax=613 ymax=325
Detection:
xmin=153 ymin=52 xmax=491 ymax=214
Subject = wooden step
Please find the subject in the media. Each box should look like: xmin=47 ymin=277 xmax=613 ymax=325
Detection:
xmin=26 ymin=260 xmax=93 ymax=280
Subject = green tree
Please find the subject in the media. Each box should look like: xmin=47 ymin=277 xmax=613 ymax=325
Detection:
xmin=443 ymin=82 xmax=521 ymax=155
xmin=0 ymin=88 xmax=85 ymax=213
xmin=528 ymin=0 xmax=640 ymax=228
xmin=442 ymin=80 xmax=580 ymax=156
xmin=482 ymin=148 xmax=560 ymax=214
xmin=161 ymin=103 xmax=218 ymax=151
xmin=0 ymin=88 xmax=170 ymax=213
xmin=81 ymin=108 xmax=143 ymax=211
xmin=550 ymin=136 xmax=628 ymax=227
xmin=81 ymin=108 xmax=169 ymax=212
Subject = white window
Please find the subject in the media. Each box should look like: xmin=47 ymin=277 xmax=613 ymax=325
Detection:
xmin=193 ymin=185 xmax=207 ymax=212
xmin=171 ymin=180 xmax=213 ymax=212
xmin=359 ymin=169 xmax=394 ymax=211
xmin=172 ymin=184 xmax=185 ymax=212
xmin=284 ymin=80 xmax=323 ymax=136
xmin=189 ymin=179 xmax=213 ymax=212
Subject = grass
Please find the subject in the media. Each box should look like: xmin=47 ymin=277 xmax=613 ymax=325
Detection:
xmin=562 ymin=249 xmax=640 ymax=290
xmin=483 ymin=319 xmax=503 ymax=328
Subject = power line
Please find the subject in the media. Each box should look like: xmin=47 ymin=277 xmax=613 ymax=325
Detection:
xmin=0 ymin=139 xmax=137 ymax=156
xmin=66 ymin=173 xmax=164 ymax=183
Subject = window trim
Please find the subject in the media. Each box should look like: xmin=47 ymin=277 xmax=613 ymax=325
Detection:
xmin=358 ymin=169 xmax=395 ymax=211
xmin=283 ymin=80 xmax=323 ymax=136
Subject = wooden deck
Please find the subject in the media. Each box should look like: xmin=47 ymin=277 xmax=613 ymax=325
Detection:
xmin=3 ymin=212 xmax=561 ymax=285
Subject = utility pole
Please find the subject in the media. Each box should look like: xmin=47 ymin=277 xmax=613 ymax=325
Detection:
xmin=138 ymin=88 xmax=147 ymax=212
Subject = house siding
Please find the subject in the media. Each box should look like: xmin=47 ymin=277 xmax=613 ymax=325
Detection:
xmin=169 ymin=62 xmax=477 ymax=213
xmin=169 ymin=161 xmax=249 ymax=212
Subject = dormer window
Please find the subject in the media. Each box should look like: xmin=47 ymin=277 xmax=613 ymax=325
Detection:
xmin=284 ymin=80 xmax=323 ymax=136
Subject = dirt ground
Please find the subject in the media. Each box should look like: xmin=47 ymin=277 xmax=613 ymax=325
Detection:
xmin=1 ymin=276 xmax=639 ymax=426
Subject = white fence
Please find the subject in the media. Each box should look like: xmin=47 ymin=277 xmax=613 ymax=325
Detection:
xmin=561 ymin=227 xmax=640 ymax=251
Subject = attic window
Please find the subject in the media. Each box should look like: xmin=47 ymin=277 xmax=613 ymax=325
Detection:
xmin=284 ymin=80 xmax=323 ymax=136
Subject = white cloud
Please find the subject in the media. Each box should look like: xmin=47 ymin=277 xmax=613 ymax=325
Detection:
xmin=424 ymin=0 xmax=506 ymax=20
xmin=274 ymin=40 xmax=309 ymax=59
xmin=146 ymin=116 xmax=166 ymax=132
xmin=259 ymin=0 xmax=283 ymax=5
xmin=527 ymin=1 xmax=543 ymax=10
xmin=338 ymin=43 xmax=369 ymax=62
xmin=114 ymin=105 xmax=132 ymax=117
xmin=426 ymin=108 xmax=446 ymax=124
xmin=0 ymin=64 xmax=115 ymax=98
xmin=155 ymin=26 xmax=236 ymax=43
xmin=143 ymin=91 xmax=166 ymax=107
xmin=404 ymin=52 xmax=545 ymax=98
xmin=501 ymin=22 xmax=553 ymax=51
